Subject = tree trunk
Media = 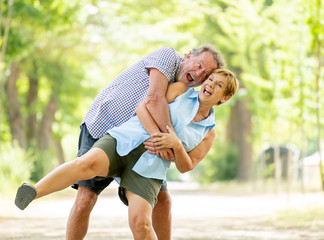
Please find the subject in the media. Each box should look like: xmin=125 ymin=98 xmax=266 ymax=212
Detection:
xmin=228 ymin=97 xmax=253 ymax=181
xmin=5 ymin=62 xmax=26 ymax=149
xmin=26 ymin=63 xmax=39 ymax=145
xmin=0 ymin=0 xmax=14 ymax=144
xmin=38 ymin=94 xmax=58 ymax=150
xmin=55 ymin=138 xmax=65 ymax=165
xmin=273 ymin=144 xmax=280 ymax=194
xmin=314 ymin=0 xmax=323 ymax=190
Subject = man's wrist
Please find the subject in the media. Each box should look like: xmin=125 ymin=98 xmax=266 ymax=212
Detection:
xmin=150 ymin=131 xmax=161 ymax=138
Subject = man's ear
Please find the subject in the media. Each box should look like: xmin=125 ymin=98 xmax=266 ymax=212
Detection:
xmin=185 ymin=52 xmax=192 ymax=59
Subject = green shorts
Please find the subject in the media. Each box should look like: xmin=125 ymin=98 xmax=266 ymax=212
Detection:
xmin=92 ymin=134 xmax=163 ymax=207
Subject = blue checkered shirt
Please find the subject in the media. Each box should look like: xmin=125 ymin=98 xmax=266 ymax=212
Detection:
xmin=83 ymin=47 xmax=183 ymax=139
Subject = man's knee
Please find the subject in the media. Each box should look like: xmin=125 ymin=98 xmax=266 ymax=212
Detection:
xmin=74 ymin=185 xmax=98 ymax=214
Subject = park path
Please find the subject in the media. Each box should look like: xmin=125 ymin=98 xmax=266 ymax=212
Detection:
xmin=1 ymin=182 xmax=324 ymax=240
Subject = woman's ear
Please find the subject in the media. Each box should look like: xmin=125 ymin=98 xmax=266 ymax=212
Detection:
xmin=223 ymin=95 xmax=232 ymax=103
xmin=218 ymin=95 xmax=232 ymax=105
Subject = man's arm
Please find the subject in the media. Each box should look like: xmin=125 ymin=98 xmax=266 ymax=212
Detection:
xmin=136 ymin=82 xmax=188 ymax=160
xmin=136 ymin=81 xmax=188 ymax=135
xmin=144 ymin=68 xmax=172 ymax=133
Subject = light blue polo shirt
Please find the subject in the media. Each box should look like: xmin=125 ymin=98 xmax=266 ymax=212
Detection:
xmin=108 ymin=88 xmax=215 ymax=180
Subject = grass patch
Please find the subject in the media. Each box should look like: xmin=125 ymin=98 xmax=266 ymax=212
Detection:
xmin=270 ymin=206 xmax=324 ymax=229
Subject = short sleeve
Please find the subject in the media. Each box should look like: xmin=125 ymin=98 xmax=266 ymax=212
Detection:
xmin=142 ymin=47 xmax=181 ymax=82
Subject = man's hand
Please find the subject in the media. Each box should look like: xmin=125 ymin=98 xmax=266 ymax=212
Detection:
xmin=156 ymin=149 xmax=175 ymax=161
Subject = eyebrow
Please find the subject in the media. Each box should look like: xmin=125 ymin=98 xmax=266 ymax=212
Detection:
xmin=200 ymin=61 xmax=210 ymax=75
xmin=216 ymin=79 xmax=225 ymax=85
xmin=200 ymin=60 xmax=207 ymax=68
xmin=201 ymin=60 xmax=213 ymax=76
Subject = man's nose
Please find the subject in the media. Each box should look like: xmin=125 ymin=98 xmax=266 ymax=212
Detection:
xmin=196 ymin=68 xmax=205 ymax=76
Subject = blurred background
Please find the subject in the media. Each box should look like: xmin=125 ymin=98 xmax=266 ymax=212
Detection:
xmin=0 ymin=0 xmax=324 ymax=238
xmin=1 ymin=0 xmax=323 ymax=194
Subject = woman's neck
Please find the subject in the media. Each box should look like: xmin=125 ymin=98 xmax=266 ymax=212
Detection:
xmin=192 ymin=104 xmax=212 ymax=122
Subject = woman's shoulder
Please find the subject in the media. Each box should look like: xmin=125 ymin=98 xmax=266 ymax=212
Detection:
xmin=171 ymin=81 xmax=188 ymax=91
xmin=166 ymin=82 xmax=188 ymax=103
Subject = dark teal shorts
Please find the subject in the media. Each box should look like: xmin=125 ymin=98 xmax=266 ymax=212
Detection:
xmin=72 ymin=123 xmax=114 ymax=194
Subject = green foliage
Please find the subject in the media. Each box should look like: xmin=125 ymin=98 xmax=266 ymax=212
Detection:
xmin=0 ymin=142 xmax=33 ymax=193
xmin=29 ymin=149 xmax=55 ymax=182
xmin=166 ymin=164 xmax=181 ymax=182
xmin=192 ymin=142 xmax=238 ymax=183
xmin=0 ymin=0 xmax=323 ymax=186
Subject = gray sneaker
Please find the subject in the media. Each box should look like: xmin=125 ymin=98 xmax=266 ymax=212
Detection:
xmin=15 ymin=183 xmax=37 ymax=210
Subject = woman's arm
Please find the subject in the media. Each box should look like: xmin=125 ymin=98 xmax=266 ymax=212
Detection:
xmin=151 ymin=126 xmax=216 ymax=173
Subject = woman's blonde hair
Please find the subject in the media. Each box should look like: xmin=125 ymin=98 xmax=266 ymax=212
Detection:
xmin=212 ymin=68 xmax=239 ymax=98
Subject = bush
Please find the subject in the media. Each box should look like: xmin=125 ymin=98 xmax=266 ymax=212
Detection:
xmin=166 ymin=163 xmax=181 ymax=181
xmin=0 ymin=142 xmax=33 ymax=194
xmin=30 ymin=149 xmax=55 ymax=182
xmin=192 ymin=142 xmax=238 ymax=183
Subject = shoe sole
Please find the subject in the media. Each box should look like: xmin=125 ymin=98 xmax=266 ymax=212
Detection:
xmin=15 ymin=183 xmax=37 ymax=210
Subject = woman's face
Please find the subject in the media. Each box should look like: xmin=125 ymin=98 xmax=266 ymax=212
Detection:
xmin=198 ymin=73 xmax=229 ymax=106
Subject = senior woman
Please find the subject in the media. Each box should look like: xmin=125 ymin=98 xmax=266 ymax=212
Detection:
xmin=15 ymin=68 xmax=238 ymax=240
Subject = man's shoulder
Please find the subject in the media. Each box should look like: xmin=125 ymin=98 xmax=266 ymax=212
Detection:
xmin=159 ymin=46 xmax=176 ymax=52
xmin=151 ymin=46 xmax=179 ymax=58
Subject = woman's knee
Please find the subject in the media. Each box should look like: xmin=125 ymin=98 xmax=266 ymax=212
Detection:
xmin=127 ymin=192 xmax=153 ymax=234
xmin=73 ymin=152 xmax=103 ymax=178
xmin=77 ymin=148 xmax=109 ymax=177
xmin=73 ymin=156 xmax=94 ymax=176
xmin=129 ymin=213 xmax=152 ymax=234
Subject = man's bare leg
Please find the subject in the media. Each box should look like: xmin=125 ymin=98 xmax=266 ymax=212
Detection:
xmin=66 ymin=186 xmax=98 ymax=240
xmin=152 ymin=190 xmax=172 ymax=240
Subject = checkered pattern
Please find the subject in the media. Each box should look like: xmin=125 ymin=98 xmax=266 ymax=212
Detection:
xmin=83 ymin=47 xmax=183 ymax=139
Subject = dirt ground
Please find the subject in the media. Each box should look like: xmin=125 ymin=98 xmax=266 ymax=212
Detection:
xmin=1 ymin=182 xmax=324 ymax=240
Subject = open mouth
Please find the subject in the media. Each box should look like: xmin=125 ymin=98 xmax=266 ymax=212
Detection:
xmin=203 ymin=87 xmax=212 ymax=96
xmin=186 ymin=73 xmax=194 ymax=82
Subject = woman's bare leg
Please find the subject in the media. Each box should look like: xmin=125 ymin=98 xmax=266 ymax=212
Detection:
xmin=127 ymin=190 xmax=157 ymax=240
xmin=34 ymin=148 xmax=109 ymax=199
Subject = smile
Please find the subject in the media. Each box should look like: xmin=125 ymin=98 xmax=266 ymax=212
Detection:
xmin=186 ymin=73 xmax=194 ymax=82
xmin=203 ymin=87 xmax=212 ymax=96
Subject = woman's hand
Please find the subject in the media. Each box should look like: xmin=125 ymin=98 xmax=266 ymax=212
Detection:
xmin=143 ymin=131 xmax=176 ymax=161
xmin=143 ymin=139 xmax=175 ymax=161
xmin=151 ymin=126 xmax=182 ymax=150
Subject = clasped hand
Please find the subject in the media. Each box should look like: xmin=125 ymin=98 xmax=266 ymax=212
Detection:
xmin=143 ymin=126 xmax=181 ymax=161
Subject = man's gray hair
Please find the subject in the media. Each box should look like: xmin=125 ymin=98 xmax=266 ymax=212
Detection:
xmin=190 ymin=44 xmax=226 ymax=69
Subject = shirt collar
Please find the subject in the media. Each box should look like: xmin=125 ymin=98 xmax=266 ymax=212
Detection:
xmin=187 ymin=89 xmax=215 ymax=127
xmin=188 ymin=88 xmax=199 ymax=99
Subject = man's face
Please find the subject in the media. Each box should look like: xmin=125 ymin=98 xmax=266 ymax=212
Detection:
xmin=177 ymin=51 xmax=218 ymax=87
